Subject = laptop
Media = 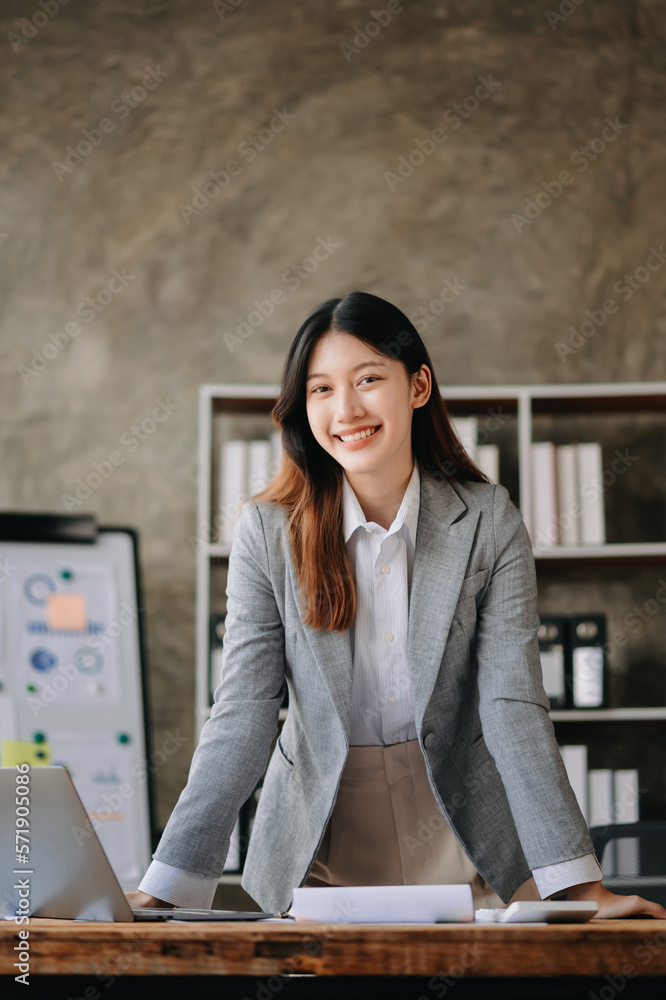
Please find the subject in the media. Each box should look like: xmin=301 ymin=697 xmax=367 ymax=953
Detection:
xmin=0 ymin=765 xmax=275 ymax=921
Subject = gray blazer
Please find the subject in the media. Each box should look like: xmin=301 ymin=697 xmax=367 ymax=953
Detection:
xmin=154 ymin=469 xmax=594 ymax=914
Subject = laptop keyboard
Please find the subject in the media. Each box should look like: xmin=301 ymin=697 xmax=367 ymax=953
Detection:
xmin=132 ymin=907 xmax=275 ymax=921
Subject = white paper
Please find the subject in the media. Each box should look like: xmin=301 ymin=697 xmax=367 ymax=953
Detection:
xmin=291 ymin=883 xmax=474 ymax=923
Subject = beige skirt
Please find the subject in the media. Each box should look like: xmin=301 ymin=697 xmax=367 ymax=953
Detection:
xmin=304 ymin=739 xmax=540 ymax=909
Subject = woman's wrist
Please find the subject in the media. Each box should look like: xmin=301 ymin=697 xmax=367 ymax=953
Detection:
xmin=125 ymin=890 xmax=174 ymax=908
xmin=566 ymin=880 xmax=604 ymax=902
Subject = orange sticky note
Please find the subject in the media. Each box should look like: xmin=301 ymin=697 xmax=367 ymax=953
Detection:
xmin=47 ymin=593 xmax=87 ymax=631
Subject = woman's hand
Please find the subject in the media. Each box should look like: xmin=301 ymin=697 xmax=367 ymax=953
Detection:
xmin=124 ymin=890 xmax=174 ymax=909
xmin=567 ymin=880 xmax=666 ymax=919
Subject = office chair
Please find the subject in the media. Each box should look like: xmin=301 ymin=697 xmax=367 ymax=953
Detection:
xmin=589 ymin=821 xmax=666 ymax=907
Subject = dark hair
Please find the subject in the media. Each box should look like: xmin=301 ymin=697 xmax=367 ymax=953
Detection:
xmin=244 ymin=291 xmax=489 ymax=632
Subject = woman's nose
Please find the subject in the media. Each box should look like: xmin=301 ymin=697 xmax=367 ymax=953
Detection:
xmin=335 ymin=389 xmax=365 ymax=420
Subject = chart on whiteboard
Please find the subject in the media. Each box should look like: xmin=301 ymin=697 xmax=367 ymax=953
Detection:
xmin=11 ymin=561 xmax=123 ymax=705
xmin=49 ymin=730 xmax=141 ymax=881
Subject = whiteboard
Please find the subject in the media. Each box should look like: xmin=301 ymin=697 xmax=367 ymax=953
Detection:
xmin=0 ymin=529 xmax=152 ymax=889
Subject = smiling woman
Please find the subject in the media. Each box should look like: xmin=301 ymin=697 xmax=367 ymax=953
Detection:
xmin=252 ymin=291 xmax=487 ymax=634
xmin=129 ymin=291 xmax=666 ymax=921
xmin=305 ymin=331 xmax=431 ymax=526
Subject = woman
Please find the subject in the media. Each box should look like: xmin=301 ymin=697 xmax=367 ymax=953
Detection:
xmin=129 ymin=291 xmax=665 ymax=919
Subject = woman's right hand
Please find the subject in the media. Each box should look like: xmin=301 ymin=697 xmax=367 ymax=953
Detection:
xmin=124 ymin=890 xmax=174 ymax=908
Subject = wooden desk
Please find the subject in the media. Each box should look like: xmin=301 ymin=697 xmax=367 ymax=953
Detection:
xmin=2 ymin=917 xmax=666 ymax=999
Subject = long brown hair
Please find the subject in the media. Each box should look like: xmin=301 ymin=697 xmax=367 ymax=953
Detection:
xmin=245 ymin=291 xmax=489 ymax=632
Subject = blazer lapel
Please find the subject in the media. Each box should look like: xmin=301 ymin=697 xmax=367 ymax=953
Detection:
xmin=296 ymin=469 xmax=479 ymax=741
xmin=407 ymin=471 xmax=480 ymax=732
xmin=289 ymin=530 xmax=354 ymax=739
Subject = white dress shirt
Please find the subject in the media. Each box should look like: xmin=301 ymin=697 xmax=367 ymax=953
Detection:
xmin=139 ymin=459 xmax=601 ymax=905
xmin=345 ymin=456 xmax=420 ymax=746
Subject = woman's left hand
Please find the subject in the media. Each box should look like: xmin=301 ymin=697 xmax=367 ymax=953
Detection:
xmin=567 ymin=880 xmax=666 ymax=919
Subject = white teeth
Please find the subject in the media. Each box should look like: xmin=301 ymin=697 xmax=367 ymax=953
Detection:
xmin=338 ymin=426 xmax=379 ymax=442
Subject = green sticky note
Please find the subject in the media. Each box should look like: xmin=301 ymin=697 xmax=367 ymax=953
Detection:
xmin=1 ymin=740 xmax=52 ymax=767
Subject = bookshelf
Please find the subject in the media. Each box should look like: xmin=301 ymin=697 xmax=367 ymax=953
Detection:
xmin=196 ymin=381 xmax=666 ymax=885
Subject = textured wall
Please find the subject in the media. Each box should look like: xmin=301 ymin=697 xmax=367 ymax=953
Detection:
xmin=1 ymin=0 xmax=665 ymax=828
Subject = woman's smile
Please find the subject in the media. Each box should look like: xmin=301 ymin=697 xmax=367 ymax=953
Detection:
xmin=334 ymin=424 xmax=382 ymax=447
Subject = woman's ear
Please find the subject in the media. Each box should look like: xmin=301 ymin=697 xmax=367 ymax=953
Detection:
xmin=412 ymin=364 xmax=432 ymax=409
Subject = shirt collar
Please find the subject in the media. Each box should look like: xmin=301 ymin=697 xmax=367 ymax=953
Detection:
xmin=342 ymin=460 xmax=420 ymax=545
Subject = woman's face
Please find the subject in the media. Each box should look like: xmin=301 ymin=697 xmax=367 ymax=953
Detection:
xmin=305 ymin=330 xmax=430 ymax=481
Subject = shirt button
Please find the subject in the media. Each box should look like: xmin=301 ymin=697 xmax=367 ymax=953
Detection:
xmin=381 ymin=565 xmax=390 ymax=574
xmin=388 ymin=696 xmax=397 ymax=705
xmin=365 ymin=527 xmax=372 ymax=533
xmin=385 ymin=632 xmax=394 ymax=642
xmin=392 ymin=737 xmax=400 ymax=745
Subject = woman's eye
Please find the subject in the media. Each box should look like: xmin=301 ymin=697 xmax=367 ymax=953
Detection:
xmin=311 ymin=377 xmax=380 ymax=394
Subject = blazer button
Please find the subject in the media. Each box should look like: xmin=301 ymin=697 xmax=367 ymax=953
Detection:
xmin=423 ymin=733 xmax=435 ymax=749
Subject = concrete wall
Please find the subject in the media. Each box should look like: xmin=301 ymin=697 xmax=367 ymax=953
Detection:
xmin=1 ymin=0 xmax=665 ymax=828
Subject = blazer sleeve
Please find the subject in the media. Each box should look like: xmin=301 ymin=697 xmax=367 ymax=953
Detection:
xmin=474 ymin=485 xmax=596 ymax=870
xmin=151 ymin=499 xmax=286 ymax=879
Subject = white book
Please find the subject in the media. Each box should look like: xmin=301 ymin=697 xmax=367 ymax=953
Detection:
xmin=291 ymin=884 xmax=474 ymax=923
xmin=577 ymin=442 xmax=605 ymax=545
xmin=614 ymin=769 xmax=639 ymax=876
xmin=220 ymin=440 xmax=247 ymax=545
xmin=450 ymin=416 xmax=478 ymax=464
xmin=247 ymin=440 xmax=272 ymax=497
xmin=223 ymin=816 xmax=241 ymax=872
xmin=559 ymin=744 xmax=588 ymax=822
xmin=556 ymin=444 xmax=579 ymax=546
xmin=210 ymin=645 xmax=224 ymax=700
xmin=270 ymin=429 xmax=283 ymax=479
xmin=588 ymin=769 xmax=615 ymax=876
xmin=476 ymin=444 xmax=500 ymax=484
xmin=531 ymin=442 xmax=559 ymax=548
xmin=571 ymin=644 xmax=604 ymax=709
xmin=539 ymin=647 xmax=566 ymax=707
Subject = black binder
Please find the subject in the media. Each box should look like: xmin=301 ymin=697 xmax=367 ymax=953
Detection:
xmin=537 ymin=616 xmax=568 ymax=709
xmin=567 ymin=613 xmax=607 ymax=709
